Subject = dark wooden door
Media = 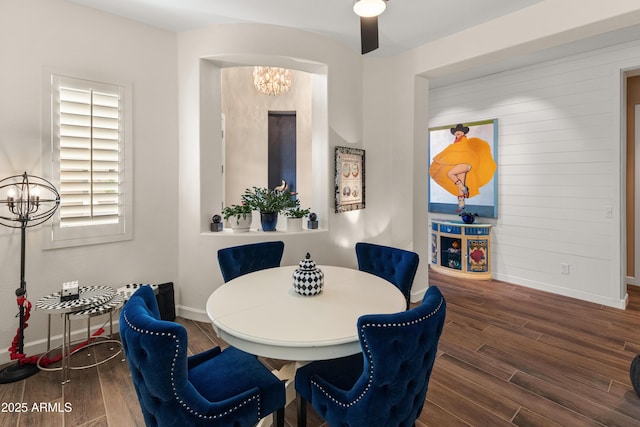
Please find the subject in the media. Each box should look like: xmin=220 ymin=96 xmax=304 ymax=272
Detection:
xmin=268 ymin=112 xmax=296 ymax=193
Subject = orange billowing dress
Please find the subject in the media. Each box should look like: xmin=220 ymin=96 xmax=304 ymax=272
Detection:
xmin=429 ymin=135 xmax=496 ymax=198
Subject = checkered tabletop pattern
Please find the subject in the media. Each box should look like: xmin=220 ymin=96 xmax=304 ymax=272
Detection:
xmin=36 ymin=285 xmax=117 ymax=314
xmin=69 ymin=293 xmax=125 ymax=319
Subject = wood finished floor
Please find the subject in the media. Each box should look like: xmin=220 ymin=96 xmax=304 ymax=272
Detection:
xmin=1 ymin=270 xmax=640 ymax=426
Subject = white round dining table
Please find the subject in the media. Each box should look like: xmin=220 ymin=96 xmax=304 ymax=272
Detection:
xmin=206 ymin=265 xmax=407 ymax=362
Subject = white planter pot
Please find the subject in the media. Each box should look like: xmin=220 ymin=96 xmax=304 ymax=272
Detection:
xmin=287 ymin=217 xmax=303 ymax=232
xmin=229 ymin=214 xmax=251 ymax=232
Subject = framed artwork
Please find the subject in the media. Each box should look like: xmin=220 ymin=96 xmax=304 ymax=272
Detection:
xmin=335 ymin=146 xmax=365 ymax=213
xmin=428 ymin=119 xmax=498 ymax=218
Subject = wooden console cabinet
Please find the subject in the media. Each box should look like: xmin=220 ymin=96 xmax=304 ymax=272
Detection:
xmin=430 ymin=219 xmax=492 ymax=280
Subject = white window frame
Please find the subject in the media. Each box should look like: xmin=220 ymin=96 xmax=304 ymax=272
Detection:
xmin=43 ymin=72 xmax=133 ymax=249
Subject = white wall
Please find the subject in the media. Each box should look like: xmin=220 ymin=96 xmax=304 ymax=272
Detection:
xmin=366 ymin=0 xmax=640 ymax=307
xmin=0 ymin=0 xmax=179 ymax=362
xmin=357 ymin=58 xmax=432 ymax=301
xmin=176 ymin=24 xmax=377 ymax=321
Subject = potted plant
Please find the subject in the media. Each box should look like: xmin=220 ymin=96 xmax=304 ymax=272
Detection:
xmin=241 ymin=186 xmax=296 ymax=231
xmin=285 ymin=202 xmax=311 ymax=232
xmin=222 ymin=202 xmax=252 ymax=232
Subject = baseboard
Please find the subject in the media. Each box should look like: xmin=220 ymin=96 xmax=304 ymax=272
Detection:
xmin=0 ymin=305 xmax=212 ymax=366
xmin=493 ymin=272 xmax=627 ymax=309
xmin=176 ymin=305 xmax=210 ymax=323
xmin=410 ymin=287 xmax=427 ymax=304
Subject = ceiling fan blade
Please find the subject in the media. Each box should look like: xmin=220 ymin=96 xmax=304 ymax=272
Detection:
xmin=360 ymin=16 xmax=379 ymax=54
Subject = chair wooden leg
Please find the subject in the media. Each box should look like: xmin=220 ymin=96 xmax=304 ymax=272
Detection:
xmin=274 ymin=407 xmax=285 ymax=427
xmin=296 ymin=394 xmax=307 ymax=427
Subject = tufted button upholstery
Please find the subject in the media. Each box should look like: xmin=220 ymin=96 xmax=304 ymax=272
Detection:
xmin=217 ymin=241 xmax=285 ymax=283
xmin=120 ymin=286 xmax=285 ymax=427
xmin=295 ymin=286 xmax=446 ymax=427
xmin=355 ymin=242 xmax=419 ymax=310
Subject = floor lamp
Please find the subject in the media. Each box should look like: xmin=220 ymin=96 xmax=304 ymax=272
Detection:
xmin=0 ymin=172 xmax=60 ymax=383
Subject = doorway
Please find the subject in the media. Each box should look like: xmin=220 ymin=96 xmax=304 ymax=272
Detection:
xmin=268 ymin=112 xmax=297 ymax=193
xmin=634 ymin=102 xmax=640 ymax=286
xmin=628 ymin=74 xmax=640 ymax=289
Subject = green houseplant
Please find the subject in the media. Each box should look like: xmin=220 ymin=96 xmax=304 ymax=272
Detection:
xmin=241 ymin=186 xmax=297 ymax=231
xmin=285 ymin=204 xmax=311 ymax=219
xmin=285 ymin=202 xmax=311 ymax=232
xmin=222 ymin=202 xmax=252 ymax=232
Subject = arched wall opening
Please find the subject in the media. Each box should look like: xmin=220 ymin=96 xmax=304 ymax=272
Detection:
xmin=198 ymin=56 xmax=329 ymax=232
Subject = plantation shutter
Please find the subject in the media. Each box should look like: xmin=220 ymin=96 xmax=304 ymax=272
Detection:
xmin=55 ymin=77 xmax=122 ymax=228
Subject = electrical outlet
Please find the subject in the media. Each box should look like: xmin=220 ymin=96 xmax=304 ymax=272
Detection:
xmin=560 ymin=263 xmax=570 ymax=275
xmin=604 ymin=205 xmax=613 ymax=218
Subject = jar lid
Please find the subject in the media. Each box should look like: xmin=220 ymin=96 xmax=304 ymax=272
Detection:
xmin=298 ymin=252 xmax=317 ymax=271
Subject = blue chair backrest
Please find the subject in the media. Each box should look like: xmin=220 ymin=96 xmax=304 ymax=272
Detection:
xmin=120 ymin=286 xmax=261 ymax=426
xmin=355 ymin=242 xmax=419 ymax=309
xmin=344 ymin=286 xmax=446 ymax=426
xmin=217 ymin=241 xmax=285 ymax=282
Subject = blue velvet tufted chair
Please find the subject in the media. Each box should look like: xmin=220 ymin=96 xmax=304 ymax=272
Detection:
xmin=217 ymin=241 xmax=285 ymax=283
xmin=119 ymin=286 xmax=286 ymax=427
xmin=294 ymin=286 xmax=446 ymax=427
xmin=355 ymin=242 xmax=420 ymax=309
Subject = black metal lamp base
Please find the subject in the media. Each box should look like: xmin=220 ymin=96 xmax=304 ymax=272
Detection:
xmin=0 ymin=361 xmax=39 ymax=384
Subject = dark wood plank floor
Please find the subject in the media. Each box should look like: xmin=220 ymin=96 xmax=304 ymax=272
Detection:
xmin=2 ymin=270 xmax=640 ymax=426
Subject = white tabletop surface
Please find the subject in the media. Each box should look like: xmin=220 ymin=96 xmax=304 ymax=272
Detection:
xmin=206 ymin=265 xmax=407 ymax=361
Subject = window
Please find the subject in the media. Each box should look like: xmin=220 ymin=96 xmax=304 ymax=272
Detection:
xmin=44 ymin=74 xmax=132 ymax=248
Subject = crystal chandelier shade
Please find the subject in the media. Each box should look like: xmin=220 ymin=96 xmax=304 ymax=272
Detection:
xmin=253 ymin=66 xmax=293 ymax=96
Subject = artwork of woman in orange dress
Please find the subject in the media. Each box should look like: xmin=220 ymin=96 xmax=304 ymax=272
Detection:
xmin=429 ymin=123 xmax=497 ymax=212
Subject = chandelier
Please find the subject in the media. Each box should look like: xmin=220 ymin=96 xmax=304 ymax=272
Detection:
xmin=253 ymin=66 xmax=293 ymax=96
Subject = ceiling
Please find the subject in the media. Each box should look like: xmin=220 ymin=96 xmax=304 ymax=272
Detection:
xmin=68 ymin=0 xmax=640 ymax=87
xmin=69 ymin=0 xmax=543 ymax=57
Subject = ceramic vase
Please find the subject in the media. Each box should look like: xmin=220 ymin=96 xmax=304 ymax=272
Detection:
xmin=287 ymin=217 xmax=303 ymax=232
xmin=460 ymin=212 xmax=477 ymax=224
xmin=292 ymin=253 xmax=324 ymax=296
xmin=260 ymin=212 xmax=278 ymax=232
xmin=230 ymin=214 xmax=251 ymax=232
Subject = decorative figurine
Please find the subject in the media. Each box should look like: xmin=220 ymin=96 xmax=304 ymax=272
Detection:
xmin=274 ymin=179 xmax=288 ymax=193
xmin=307 ymin=212 xmax=318 ymax=229
xmin=210 ymin=214 xmax=223 ymax=232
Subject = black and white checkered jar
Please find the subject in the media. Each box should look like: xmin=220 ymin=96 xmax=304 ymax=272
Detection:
xmin=293 ymin=252 xmax=324 ymax=296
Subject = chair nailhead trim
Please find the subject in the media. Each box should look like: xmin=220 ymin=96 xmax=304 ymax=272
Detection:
xmin=310 ymin=296 xmax=444 ymax=408
xmin=123 ymin=312 xmax=261 ymax=421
